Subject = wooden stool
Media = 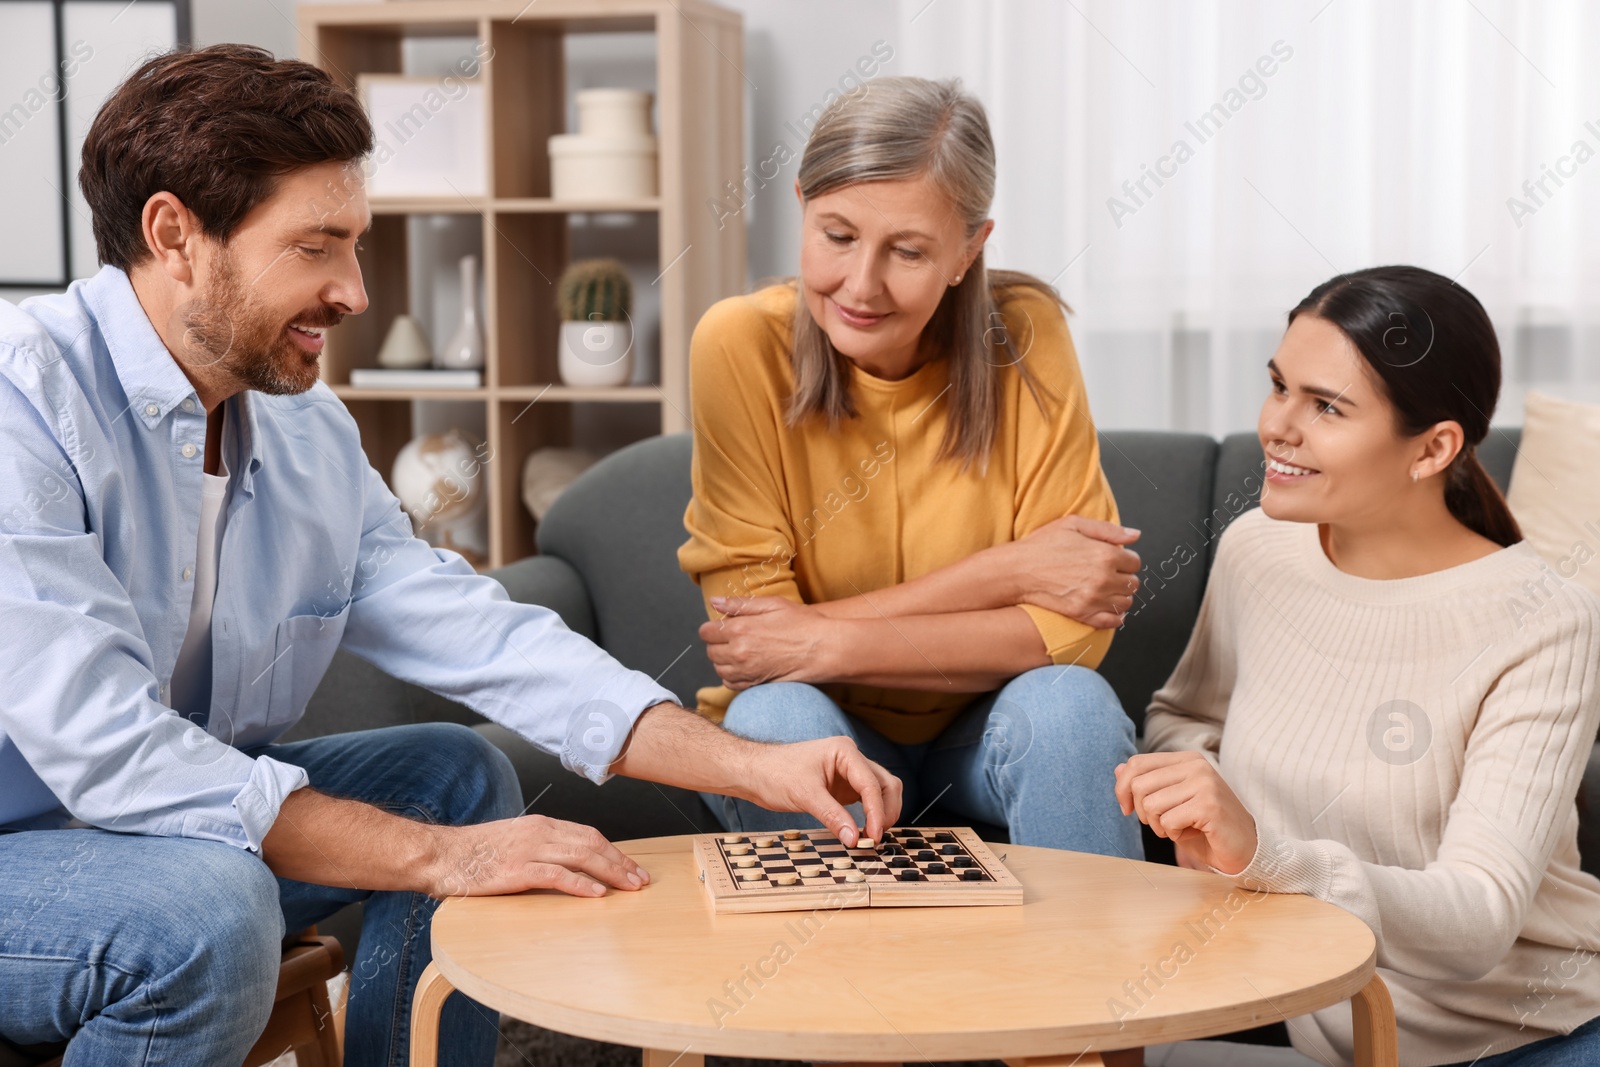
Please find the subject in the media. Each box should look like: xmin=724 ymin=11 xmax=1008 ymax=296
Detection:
xmin=247 ymin=927 xmax=346 ymax=1067
xmin=4 ymin=926 xmax=344 ymax=1067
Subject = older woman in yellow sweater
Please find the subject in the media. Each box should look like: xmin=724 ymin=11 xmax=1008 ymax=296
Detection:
xmin=677 ymin=77 xmax=1143 ymax=858
xmin=1119 ymin=266 xmax=1600 ymax=1066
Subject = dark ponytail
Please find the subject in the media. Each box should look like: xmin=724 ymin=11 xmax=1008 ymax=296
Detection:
xmin=1288 ymin=266 xmax=1522 ymax=548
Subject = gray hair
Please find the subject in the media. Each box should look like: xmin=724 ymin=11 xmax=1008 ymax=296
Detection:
xmin=788 ymin=76 xmax=1060 ymax=467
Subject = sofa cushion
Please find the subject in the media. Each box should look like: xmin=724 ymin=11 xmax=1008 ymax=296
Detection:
xmin=1097 ymin=432 xmax=1218 ymax=732
xmin=486 ymin=555 xmax=598 ymax=641
xmin=286 ymin=648 xmax=481 ymax=742
xmin=1210 ymin=433 xmax=1268 ymax=557
xmin=1504 ymin=394 xmax=1600 ymax=595
xmin=472 ymin=723 xmax=721 ymax=841
xmin=1478 ymin=427 xmax=1521 ymax=492
xmin=536 ymin=434 xmax=715 ymax=707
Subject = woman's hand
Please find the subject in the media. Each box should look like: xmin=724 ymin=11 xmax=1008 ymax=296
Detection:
xmin=1114 ymin=751 xmax=1258 ymax=875
xmin=1001 ymin=516 xmax=1142 ymax=629
xmin=701 ymin=595 xmax=831 ymax=690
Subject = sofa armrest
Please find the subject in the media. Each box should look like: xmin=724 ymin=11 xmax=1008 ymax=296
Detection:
xmin=488 ymin=555 xmax=598 ymax=642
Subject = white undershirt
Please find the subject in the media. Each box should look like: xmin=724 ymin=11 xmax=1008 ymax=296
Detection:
xmin=169 ymin=455 xmax=230 ymax=716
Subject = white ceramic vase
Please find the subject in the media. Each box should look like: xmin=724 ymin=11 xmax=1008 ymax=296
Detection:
xmin=558 ymin=320 xmax=633 ymax=387
xmin=437 ymin=254 xmax=485 ymax=370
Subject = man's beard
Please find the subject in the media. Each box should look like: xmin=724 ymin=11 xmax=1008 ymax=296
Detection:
xmin=177 ymin=249 xmax=337 ymax=396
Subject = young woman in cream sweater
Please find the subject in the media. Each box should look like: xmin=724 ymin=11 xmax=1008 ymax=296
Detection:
xmin=1118 ymin=265 xmax=1600 ymax=1066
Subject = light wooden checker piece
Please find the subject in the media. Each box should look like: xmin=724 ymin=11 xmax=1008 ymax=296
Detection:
xmin=693 ymin=827 xmax=1022 ymax=914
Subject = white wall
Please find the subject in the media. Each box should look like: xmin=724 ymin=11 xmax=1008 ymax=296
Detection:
xmin=1 ymin=0 xmax=898 ymax=303
xmin=715 ymin=1 xmax=901 ymax=284
xmin=192 ymin=0 xmax=298 ymax=60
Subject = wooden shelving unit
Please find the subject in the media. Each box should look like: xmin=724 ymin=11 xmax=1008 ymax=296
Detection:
xmin=297 ymin=0 xmax=746 ymax=568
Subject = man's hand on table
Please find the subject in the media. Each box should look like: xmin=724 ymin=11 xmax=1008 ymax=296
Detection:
xmin=262 ymin=788 xmax=654 ymax=901
xmin=422 ymin=814 xmax=653 ymax=899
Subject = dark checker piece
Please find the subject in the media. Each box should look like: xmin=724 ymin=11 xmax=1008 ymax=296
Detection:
xmin=899 ymin=869 xmax=921 ymax=881
xmin=961 ymin=869 xmax=984 ymax=881
xmin=932 ymin=832 xmax=956 ymax=842
xmin=903 ymin=838 xmax=927 ymax=848
xmin=887 ymin=856 xmax=911 ymax=868
xmin=940 ymin=843 xmax=960 ymax=855
xmin=951 ymin=855 xmax=974 ymax=868
xmin=926 ymin=862 xmax=948 ymax=874
xmin=916 ymin=849 xmax=936 ymax=861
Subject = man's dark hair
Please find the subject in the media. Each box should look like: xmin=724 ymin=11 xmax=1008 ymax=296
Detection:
xmin=79 ymin=43 xmax=373 ymax=272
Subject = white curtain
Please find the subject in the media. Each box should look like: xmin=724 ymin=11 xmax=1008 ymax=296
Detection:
xmin=760 ymin=0 xmax=1600 ymax=434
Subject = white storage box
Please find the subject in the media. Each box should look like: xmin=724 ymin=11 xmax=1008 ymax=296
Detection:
xmin=574 ymin=88 xmax=653 ymax=137
xmin=549 ymin=133 xmax=657 ymax=200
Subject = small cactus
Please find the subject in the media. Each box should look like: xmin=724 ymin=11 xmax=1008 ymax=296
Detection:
xmin=557 ymin=259 xmax=632 ymax=322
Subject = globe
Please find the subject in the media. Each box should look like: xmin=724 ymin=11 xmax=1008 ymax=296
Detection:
xmin=391 ymin=429 xmax=488 ymax=562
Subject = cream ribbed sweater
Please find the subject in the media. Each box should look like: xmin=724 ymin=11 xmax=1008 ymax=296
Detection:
xmin=1145 ymin=507 xmax=1600 ymax=1067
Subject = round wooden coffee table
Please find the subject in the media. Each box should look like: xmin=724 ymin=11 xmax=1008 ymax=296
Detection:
xmin=410 ymin=835 xmax=1397 ymax=1066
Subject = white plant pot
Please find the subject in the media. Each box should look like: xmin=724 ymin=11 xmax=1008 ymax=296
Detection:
xmin=558 ymin=320 xmax=633 ymax=388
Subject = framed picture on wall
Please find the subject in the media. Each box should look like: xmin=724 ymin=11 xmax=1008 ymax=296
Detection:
xmin=0 ymin=0 xmax=189 ymax=287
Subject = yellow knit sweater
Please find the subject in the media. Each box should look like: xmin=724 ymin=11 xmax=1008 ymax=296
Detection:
xmin=677 ymin=282 xmax=1119 ymax=744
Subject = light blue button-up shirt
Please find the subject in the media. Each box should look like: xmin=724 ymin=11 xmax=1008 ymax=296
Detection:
xmin=0 ymin=265 xmax=677 ymax=851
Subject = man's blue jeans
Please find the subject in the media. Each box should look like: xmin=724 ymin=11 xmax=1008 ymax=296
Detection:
xmin=699 ymin=665 xmax=1143 ymax=859
xmin=0 ymin=722 xmax=523 ymax=1067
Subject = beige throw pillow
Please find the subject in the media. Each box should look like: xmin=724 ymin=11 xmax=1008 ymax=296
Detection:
xmin=1506 ymin=391 xmax=1600 ymax=598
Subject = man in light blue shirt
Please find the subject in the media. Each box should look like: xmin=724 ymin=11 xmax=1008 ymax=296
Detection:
xmin=0 ymin=43 xmax=902 ymax=1067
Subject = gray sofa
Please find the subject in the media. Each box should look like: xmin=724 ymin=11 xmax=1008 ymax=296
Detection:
xmin=292 ymin=428 xmax=1600 ymax=950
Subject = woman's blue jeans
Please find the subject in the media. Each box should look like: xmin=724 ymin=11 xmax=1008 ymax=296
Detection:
xmin=1436 ymin=1015 xmax=1600 ymax=1066
xmin=699 ymin=665 xmax=1143 ymax=858
xmin=0 ymin=721 xmax=523 ymax=1067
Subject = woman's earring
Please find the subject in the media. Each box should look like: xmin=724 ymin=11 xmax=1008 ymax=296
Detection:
xmin=953 ymin=274 xmax=963 ymax=284
xmin=1411 ymin=469 xmax=1419 ymax=482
